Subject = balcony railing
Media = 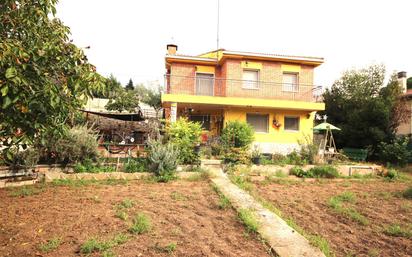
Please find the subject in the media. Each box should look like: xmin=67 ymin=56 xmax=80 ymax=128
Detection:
xmin=165 ymin=75 xmax=323 ymax=102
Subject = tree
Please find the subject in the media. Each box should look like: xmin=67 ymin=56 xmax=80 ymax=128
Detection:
xmin=105 ymin=90 xmax=140 ymax=113
xmin=407 ymin=77 xmax=412 ymax=90
xmin=322 ymin=64 xmax=408 ymax=158
xmin=92 ymin=74 xmax=122 ymax=98
xmin=135 ymin=83 xmax=162 ymax=116
xmin=0 ymin=0 xmax=105 ymax=159
xmin=125 ymin=78 xmax=134 ymax=91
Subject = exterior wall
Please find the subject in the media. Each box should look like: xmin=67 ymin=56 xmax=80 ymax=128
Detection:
xmin=224 ymin=107 xmax=315 ymax=154
xmin=167 ymin=59 xmax=315 ymax=100
xmin=397 ymin=100 xmax=412 ymax=135
xmin=169 ymin=63 xmax=196 ymax=95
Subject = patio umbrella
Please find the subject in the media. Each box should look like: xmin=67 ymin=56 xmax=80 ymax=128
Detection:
xmin=313 ymin=122 xmax=341 ymax=131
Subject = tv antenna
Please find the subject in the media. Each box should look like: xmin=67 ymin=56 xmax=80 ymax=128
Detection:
xmin=216 ymin=0 xmax=220 ymax=60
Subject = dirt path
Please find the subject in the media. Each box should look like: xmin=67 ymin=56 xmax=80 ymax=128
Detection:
xmin=0 ymin=180 xmax=272 ymax=257
xmin=253 ymin=179 xmax=412 ymax=257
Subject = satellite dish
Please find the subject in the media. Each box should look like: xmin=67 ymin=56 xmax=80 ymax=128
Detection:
xmin=130 ymin=138 xmax=135 ymax=143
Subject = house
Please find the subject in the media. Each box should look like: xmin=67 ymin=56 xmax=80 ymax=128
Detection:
xmin=161 ymin=44 xmax=325 ymax=154
xmin=396 ymin=71 xmax=412 ymax=135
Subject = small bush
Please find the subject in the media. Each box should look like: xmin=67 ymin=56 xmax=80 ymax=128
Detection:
xmin=51 ymin=125 xmax=100 ymax=164
xmin=384 ymin=169 xmax=399 ymax=180
xmin=289 ymin=166 xmax=310 ymax=178
xmin=298 ymin=134 xmax=319 ymax=164
xmin=403 ymin=187 xmax=412 ymax=199
xmin=129 ymin=213 xmax=152 ymax=234
xmin=123 ymin=158 xmax=148 ymax=173
xmin=166 ymin=118 xmax=202 ymax=164
xmin=147 ymin=139 xmax=179 ymax=182
xmin=223 ymin=147 xmax=251 ymax=164
xmin=309 ymin=165 xmax=339 ymax=178
xmin=8 ymin=147 xmax=40 ymax=170
xmin=220 ymin=121 xmax=254 ymax=148
xmin=377 ymin=137 xmax=410 ymax=167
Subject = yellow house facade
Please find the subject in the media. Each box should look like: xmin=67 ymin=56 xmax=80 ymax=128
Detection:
xmin=162 ymin=44 xmax=325 ymax=154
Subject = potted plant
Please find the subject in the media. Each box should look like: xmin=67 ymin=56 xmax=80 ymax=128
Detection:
xmin=251 ymin=146 xmax=262 ymax=165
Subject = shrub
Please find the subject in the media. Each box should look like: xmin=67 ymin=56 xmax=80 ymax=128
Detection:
xmin=289 ymin=166 xmax=310 ymax=178
xmin=286 ymin=151 xmax=306 ymax=165
xmin=8 ymin=147 xmax=39 ymax=170
xmin=403 ymin=187 xmax=412 ymax=199
xmin=223 ymin=147 xmax=251 ymax=164
xmin=384 ymin=168 xmax=399 ymax=180
xmin=123 ymin=158 xmax=148 ymax=173
xmin=45 ymin=125 xmax=99 ymax=164
xmin=298 ymin=134 xmax=319 ymax=164
xmin=309 ymin=165 xmax=339 ymax=178
xmin=220 ymin=121 xmax=254 ymax=148
xmin=73 ymin=159 xmax=115 ymax=173
xmin=147 ymin=139 xmax=179 ymax=182
xmin=377 ymin=137 xmax=411 ymax=167
xmin=166 ymin=118 xmax=202 ymax=164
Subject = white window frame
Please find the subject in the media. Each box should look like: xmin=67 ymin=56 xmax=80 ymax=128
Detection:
xmin=284 ymin=116 xmax=300 ymax=132
xmin=282 ymin=72 xmax=299 ymax=92
xmin=246 ymin=113 xmax=269 ymax=133
xmin=242 ymin=69 xmax=260 ymax=90
xmin=195 ymin=72 xmax=215 ymax=96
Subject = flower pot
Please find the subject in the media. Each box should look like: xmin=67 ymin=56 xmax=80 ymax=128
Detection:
xmin=252 ymin=157 xmax=261 ymax=165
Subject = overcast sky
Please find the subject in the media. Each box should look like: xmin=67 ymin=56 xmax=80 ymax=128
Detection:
xmin=56 ymin=0 xmax=411 ymax=88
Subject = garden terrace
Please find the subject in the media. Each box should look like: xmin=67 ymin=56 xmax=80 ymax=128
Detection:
xmin=0 ymin=179 xmax=273 ymax=257
xmin=244 ymin=172 xmax=412 ymax=257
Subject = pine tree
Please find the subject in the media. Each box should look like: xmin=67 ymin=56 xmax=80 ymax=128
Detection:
xmin=125 ymin=78 xmax=134 ymax=90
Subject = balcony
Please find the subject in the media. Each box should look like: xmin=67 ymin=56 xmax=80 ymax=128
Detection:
xmin=165 ymin=75 xmax=323 ymax=102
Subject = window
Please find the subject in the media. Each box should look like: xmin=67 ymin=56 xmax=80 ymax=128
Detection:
xmin=246 ymin=114 xmax=268 ymax=133
xmin=196 ymin=73 xmax=214 ymax=96
xmin=282 ymin=73 xmax=298 ymax=92
xmin=242 ymin=70 xmax=259 ymax=89
xmin=284 ymin=116 xmax=299 ymax=131
xmin=189 ymin=115 xmax=211 ymax=130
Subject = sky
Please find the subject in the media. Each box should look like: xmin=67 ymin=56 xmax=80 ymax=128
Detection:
xmin=56 ymin=0 xmax=411 ymax=88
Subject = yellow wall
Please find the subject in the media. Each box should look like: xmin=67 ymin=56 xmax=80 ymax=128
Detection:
xmin=224 ymin=107 xmax=315 ymax=144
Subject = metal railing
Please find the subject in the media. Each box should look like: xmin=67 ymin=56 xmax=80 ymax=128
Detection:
xmin=165 ymin=75 xmax=323 ymax=102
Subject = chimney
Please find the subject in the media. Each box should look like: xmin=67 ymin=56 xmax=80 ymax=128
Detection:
xmin=167 ymin=44 xmax=178 ymax=55
xmin=398 ymin=71 xmax=407 ymax=93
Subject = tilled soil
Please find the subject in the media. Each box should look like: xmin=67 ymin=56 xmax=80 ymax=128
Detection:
xmin=0 ymin=180 xmax=272 ymax=257
xmin=253 ymin=178 xmax=412 ymax=257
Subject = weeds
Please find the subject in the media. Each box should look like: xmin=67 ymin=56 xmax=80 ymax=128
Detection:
xmin=38 ymin=237 xmax=62 ymax=253
xmin=155 ymin=242 xmax=177 ymax=254
xmin=218 ymin=194 xmax=231 ymax=210
xmin=51 ymin=178 xmax=128 ymax=187
xmin=238 ymin=209 xmax=260 ymax=234
xmin=119 ymin=198 xmax=134 ymax=208
xmin=9 ymin=185 xmax=45 ymax=197
xmin=384 ymin=224 xmax=412 ymax=238
xmin=80 ymin=233 xmax=129 ymax=254
xmin=170 ymin=191 xmax=188 ymax=201
xmin=328 ymin=192 xmax=369 ymax=225
xmin=403 ymin=187 xmax=412 ymax=199
xmin=115 ymin=210 xmax=128 ymax=221
xmin=129 ymin=213 xmax=152 ymax=234
xmin=185 ymin=171 xmax=210 ymax=181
